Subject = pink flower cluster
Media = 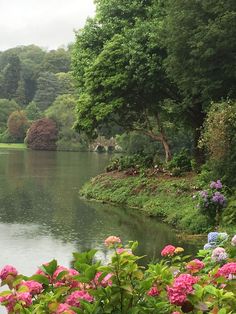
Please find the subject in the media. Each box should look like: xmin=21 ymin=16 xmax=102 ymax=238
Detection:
xmin=66 ymin=290 xmax=94 ymax=308
xmin=211 ymin=247 xmax=228 ymax=262
xmin=20 ymin=280 xmax=43 ymax=295
xmin=216 ymin=262 xmax=236 ymax=279
xmin=186 ymin=259 xmax=205 ymax=273
xmin=167 ymin=274 xmax=198 ymax=306
xmin=0 ymin=292 xmax=32 ymax=312
xmin=0 ymin=265 xmax=18 ymax=280
xmin=56 ymin=303 xmax=76 ymax=314
xmin=93 ymin=272 xmax=113 ymax=287
xmin=116 ymin=248 xmax=132 ymax=255
xmin=36 ymin=265 xmax=79 ymax=288
xmin=104 ymin=236 xmax=121 ymax=246
xmin=147 ymin=286 xmax=159 ymax=297
xmin=161 ymin=245 xmax=176 ymax=257
xmin=53 ymin=266 xmax=79 ymax=288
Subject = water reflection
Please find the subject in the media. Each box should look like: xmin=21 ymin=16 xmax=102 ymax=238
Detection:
xmin=0 ymin=150 xmax=199 ymax=276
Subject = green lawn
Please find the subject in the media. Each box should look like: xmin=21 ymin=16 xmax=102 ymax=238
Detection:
xmin=0 ymin=143 xmax=27 ymax=149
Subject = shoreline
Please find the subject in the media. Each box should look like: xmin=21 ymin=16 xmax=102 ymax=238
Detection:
xmin=80 ymin=171 xmax=210 ymax=234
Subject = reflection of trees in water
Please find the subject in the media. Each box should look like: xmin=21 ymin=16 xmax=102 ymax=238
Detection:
xmin=0 ymin=150 xmax=199 ymax=264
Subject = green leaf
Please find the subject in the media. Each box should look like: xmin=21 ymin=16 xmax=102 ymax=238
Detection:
xmin=30 ymin=274 xmax=50 ymax=285
xmin=40 ymin=259 xmax=57 ymax=276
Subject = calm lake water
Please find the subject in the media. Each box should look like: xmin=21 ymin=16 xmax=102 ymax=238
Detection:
xmin=0 ymin=149 xmax=199 ymax=276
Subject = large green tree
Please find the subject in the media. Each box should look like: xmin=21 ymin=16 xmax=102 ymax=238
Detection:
xmin=2 ymin=54 xmax=21 ymax=100
xmin=73 ymin=0 xmax=176 ymax=160
xmin=33 ymin=72 xmax=60 ymax=111
xmin=46 ymin=94 xmax=79 ymax=144
xmin=163 ymin=0 xmax=236 ymax=160
xmin=41 ymin=48 xmax=71 ymax=73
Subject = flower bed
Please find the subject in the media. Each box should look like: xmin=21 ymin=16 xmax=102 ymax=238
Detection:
xmin=1 ymin=233 xmax=236 ymax=313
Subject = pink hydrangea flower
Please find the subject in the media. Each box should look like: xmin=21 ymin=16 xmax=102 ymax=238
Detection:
xmin=0 ymin=265 xmax=18 ymax=280
xmin=167 ymin=274 xmax=198 ymax=306
xmin=161 ymin=245 xmax=176 ymax=257
xmin=20 ymin=280 xmax=43 ymax=295
xmin=216 ymin=262 xmax=236 ymax=279
xmin=0 ymin=293 xmax=16 ymax=312
xmin=116 ymin=248 xmax=132 ymax=255
xmin=172 ymin=312 xmax=181 ymax=314
xmin=94 ymin=272 xmax=113 ymax=287
xmin=53 ymin=266 xmax=79 ymax=280
xmin=66 ymin=290 xmax=94 ymax=308
xmin=56 ymin=303 xmax=76 ymax=314
xmin=186 ymin=259 xmax=205 ymax=273
xmin=104 ymin=236 xmax=121 ymax=246
xmin=211 ymin=247 xmax=228 ymax=262
xmin=17 ymin=292 xmax=32 ymax=307
xmin=147 ymin=286 xmax=159 ymax=297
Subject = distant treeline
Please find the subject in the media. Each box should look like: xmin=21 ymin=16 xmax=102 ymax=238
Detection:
xmin=0 ymin=45 xmax=88 ymax=151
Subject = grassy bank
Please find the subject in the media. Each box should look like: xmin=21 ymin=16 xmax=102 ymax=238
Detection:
xmin=81 ymin=171 xmax=236 ymax=234
xmin=0 ymin=143 xmax=27 ymax=149
xmin=80 ymin=171 xmax=211 ymax=233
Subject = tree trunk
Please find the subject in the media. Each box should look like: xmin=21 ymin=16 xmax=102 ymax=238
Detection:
xmin=161 ymin=135 xmax=172 ymax=162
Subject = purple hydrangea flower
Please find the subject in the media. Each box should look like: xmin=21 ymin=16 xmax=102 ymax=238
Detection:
xmin=212 ymin=192 xmax=226 ymax=205
xmin=210 ymin=180 xmax=223 ymax=190
xmin=200 ymin=190 xmax=208 ymax=199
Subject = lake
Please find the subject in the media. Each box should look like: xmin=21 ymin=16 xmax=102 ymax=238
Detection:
xmin=0 ymin=149 xmax=199 ymax=276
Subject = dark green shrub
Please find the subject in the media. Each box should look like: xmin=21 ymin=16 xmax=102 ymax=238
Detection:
xmin=106 ymin=154 xmax=154 ymax=172
xmin=167 ymin=149 xmax=192 ymax=174
xmin=0 ymin=129 xmax=15 ymax=143
xmin=201 ymin=101 xmax=236 ymax=188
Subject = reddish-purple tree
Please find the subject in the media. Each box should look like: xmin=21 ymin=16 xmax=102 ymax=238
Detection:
xmin=25 ymin=118 xmax=58 ymax=150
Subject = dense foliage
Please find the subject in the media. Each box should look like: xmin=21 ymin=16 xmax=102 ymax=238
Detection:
xmin=0 ymin=45 xmax=87 ymax=151
xmin=1 ymin=233 xmax=236 ymax=313
xmin=200 ymin=101 xmax=236 ymax=187
xmin=25 ymin=118 xmax=58 ymax=151
xmin=7 ymin=110 xmax=29 ymax=142
xmin=72 ymin=0 xmax=236 ymax=163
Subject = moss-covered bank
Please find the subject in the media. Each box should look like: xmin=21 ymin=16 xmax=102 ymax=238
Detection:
xmin=80 ymin=171 xmax=211 ymax=233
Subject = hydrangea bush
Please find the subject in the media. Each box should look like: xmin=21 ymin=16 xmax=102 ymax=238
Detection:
xmin=196 ymin=180 xmax=227 ymax=225
xmin=1 ymin=233 xmax=236 ymax=313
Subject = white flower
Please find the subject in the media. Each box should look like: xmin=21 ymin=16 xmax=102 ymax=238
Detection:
xmin=231 ymin=235 xmax=236 ymax=246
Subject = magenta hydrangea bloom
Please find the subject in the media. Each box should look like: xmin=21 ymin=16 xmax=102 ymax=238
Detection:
xmin=161 ymin=245 xmax=176 ymax=257
xmin=0 ymin=293 xmax=16 ymax=312
xmin=147 ymin=286 xmax=159 ymax=297
xmin=56 ymin=303 xmax=76 ymax=314
xmin=17 ymin=292 xmax=32 ymax=307
xmin=66 ymin=290 xmax=94 ymax=308
xmin=20 ymin=280 xmax=43 ymax=295
xmin=217 ymin=263 xmax=236 ymax=279
xmin=0 ymin=265 xmax=18 ymax=280
xmin=167 ymin=274 xmax=198 ymax=306
xmin=94 ymin=272 xmax=113 ymax=287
